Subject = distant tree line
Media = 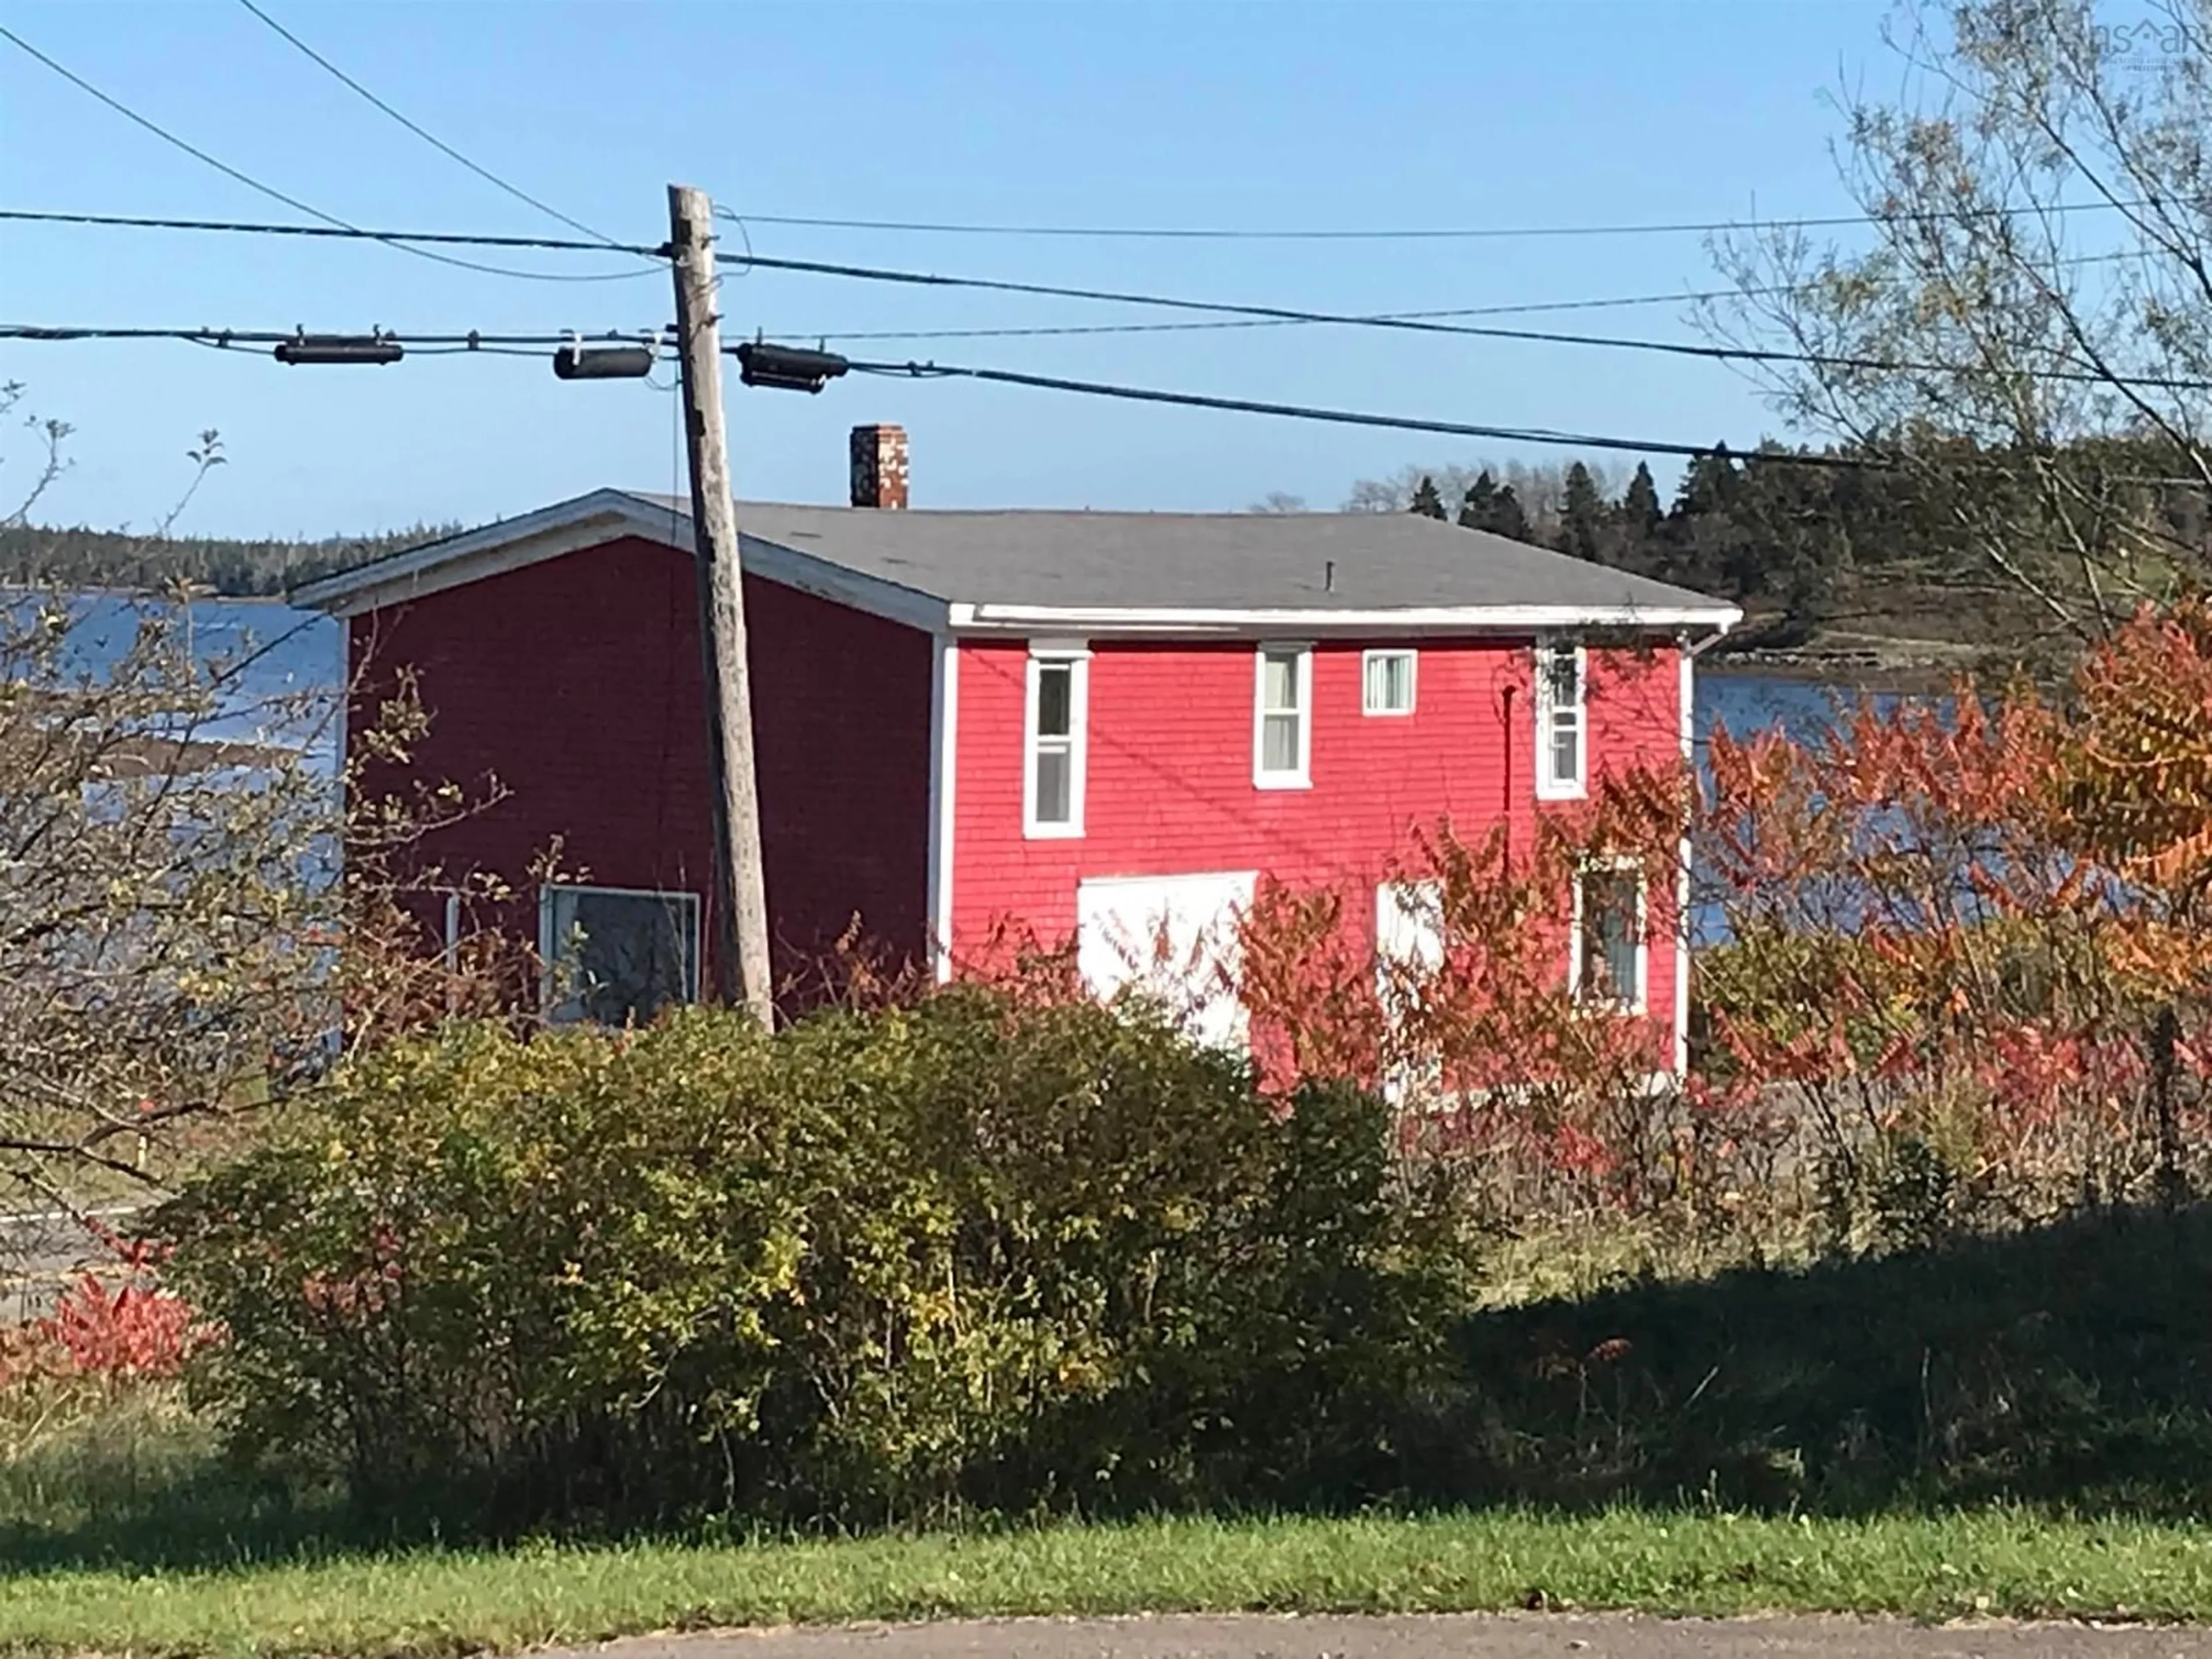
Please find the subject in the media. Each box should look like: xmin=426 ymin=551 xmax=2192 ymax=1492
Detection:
xmin=1281 ymin=437 xmax=2212 ymax=652
xmin=0 ymin=520 xmax=461 ymax=597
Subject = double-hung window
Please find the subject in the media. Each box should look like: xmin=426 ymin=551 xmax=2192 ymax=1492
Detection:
xmin=1570 ymin=861 xmax=1646 ymax=1015
xmin=1254 ymin=643 xmax=1312 ymax=788
xmin=1362 ymin=649 xmax=1416 ymax=716
xmin=1024 ymin=643 xmax=1089 ymax=837
xmin=1535 ymin=637 xmax=1587 ymax=799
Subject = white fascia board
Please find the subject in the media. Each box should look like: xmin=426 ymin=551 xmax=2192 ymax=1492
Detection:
xmin=290 ymin=490 xmax=646 ymax=613
xmin=952 ymin=601 xmax=1744 ymax=638
xmin=291 ymin=490 xmax=952 ymax=634
xmin=738 ymin=533 xmax=950 ymax=632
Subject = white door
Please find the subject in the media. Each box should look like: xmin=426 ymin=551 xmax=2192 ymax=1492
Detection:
xmin=1375 ymin=880 xmax=1444 ymax=986
xmin=1375 ymin=880 xmax=1445 ymax=1103
xmin=1076 ymin=871 xmax=1257 ymax=1050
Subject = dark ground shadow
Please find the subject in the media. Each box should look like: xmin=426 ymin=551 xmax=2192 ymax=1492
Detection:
xmin=5 ymin=1203 xmax=2209 ymax=1577
xmin=0 ymin=1450 xmax=446 ymax=1576
xmin=1433 ymin=1202 xmax=2212 ymax=1518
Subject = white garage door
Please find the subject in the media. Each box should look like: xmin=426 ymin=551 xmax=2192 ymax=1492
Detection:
xmin=1076 ymin=870 xmax=1257 ymax=1050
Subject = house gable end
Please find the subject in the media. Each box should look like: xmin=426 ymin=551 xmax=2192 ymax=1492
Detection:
xmin=293 ymin=491 xmax=954 ymax=634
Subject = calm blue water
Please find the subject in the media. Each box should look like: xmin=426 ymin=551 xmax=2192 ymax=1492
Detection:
xmin=47 ymin=594 xmax=338 ymax=706
xmin=54 ymin=597 xmax=1900 ymax=948
xmin=51 ymin=595 xmax=1891 ymax=778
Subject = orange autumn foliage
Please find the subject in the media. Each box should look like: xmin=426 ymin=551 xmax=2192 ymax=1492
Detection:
xmin=1237 ymin=760 xmax=1787 ymax=1214
xmin=1239 ymin=604 xmax=2212 ymax=1232
xmin=1699 ymin=601 xmax=2212 ymax=1224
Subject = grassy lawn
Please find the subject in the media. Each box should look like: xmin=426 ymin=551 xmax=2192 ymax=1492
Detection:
xmin=5 ymin=1205 xmax=2210 ymax=1657
xmin=6 ymin=1508 xmax=2212 ymax=1659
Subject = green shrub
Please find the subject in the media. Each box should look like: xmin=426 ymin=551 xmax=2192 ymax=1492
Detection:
xmin=152 ymin=987 xmax=1474 ymax=1531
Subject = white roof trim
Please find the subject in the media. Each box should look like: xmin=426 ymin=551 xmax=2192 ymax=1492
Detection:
xmin=948 ymin=601 xmax=1743 ymax=637
xmin=741 ymin=532 xmax=951 ymax=633
xmin=290 ymin=489 xmax=1741 ymax=638
xmin=290 ymin=490 xmax=645 ymax=613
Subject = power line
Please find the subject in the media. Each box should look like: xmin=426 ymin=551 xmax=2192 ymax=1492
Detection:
xmin=722 ymin=248 xmax=2212 ymax=390
xmin=0 ymin=317 xmax=2188 ymax=476
xmin=233 ymin=0 xmax=649 ymax=265
xmin=777 ymin=286 xmax=1789 ymax=343
xmin=777 ymin=255 xmax=2143 ymax=345
xmin=0 ymin=316 xmax=1884 ymax=464
xmin=0 ymin=206 xmax=662 ymax=256
xmin=0 ymin=24 xmax=650 ymax=284
xmin=9 ymin=298 xmax=2205 ymax=394
xmin=839 ymin=355 xmax=1897 ymax=468
xmin=3 ymin=205 xmax=2180 ymax=386
xmin=840 ymin=355 xmax=2209 ymax=487
xmin=1 ymin=206 xmax=1783 ymax=334
xmin=737 ymin=201 xmax=2139 ymax=243
xmin=0 ymin=324 xmax=668 ymax=352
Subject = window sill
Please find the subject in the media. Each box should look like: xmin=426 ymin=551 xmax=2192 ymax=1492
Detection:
xmin=1253 ymin=773 xmax=1312 ymax=791
xmin=1571 ymin=997 xmax=1649 ymax=1020
xmin=1362 ymin=706 xmax=1416 ymax=719
xmin=1023 ymin=821 xmax=1086 ymax=840
xmin=1536 ymin=781 xmax=1589 ymax=802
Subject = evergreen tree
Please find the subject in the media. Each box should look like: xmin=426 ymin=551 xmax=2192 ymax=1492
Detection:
xmin=1621 ymin=461 xmax=1663 ymax=536
xmin=1488 ymin=484 xmax=1531 ymax=542
xmin=1558 ymin=461 xmax=1604 ymax=560
xmin=1409 ymin=475 xmax=1446 ymax=519
xmin=1457 ymin=470 xmax=1497 ymax=530
xmin=1663 ymin=445 xmax=1753 ymax=596
xmin=1675 ymin=445 xmax=1741 ymax=520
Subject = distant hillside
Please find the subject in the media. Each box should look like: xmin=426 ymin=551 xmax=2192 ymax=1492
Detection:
xmin=1325 ymin=436 xmax=2212 ymax=676
xmin=0 ymin=520 xmax=464 ymax=597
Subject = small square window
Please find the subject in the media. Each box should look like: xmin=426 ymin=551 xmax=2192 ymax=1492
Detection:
xmin=1362 ymin=649 xmax=1417 ymax=715
xmin=541 ymin=884 xmax=700 ymax=1027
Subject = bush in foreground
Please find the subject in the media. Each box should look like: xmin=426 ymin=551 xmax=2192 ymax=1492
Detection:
xmin=151 ymin=987 xmax=1474 ymax=1531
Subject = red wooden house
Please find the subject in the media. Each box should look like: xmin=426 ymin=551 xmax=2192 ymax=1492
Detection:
xmin=296 ymin=426 xmax=1738 ymax=1069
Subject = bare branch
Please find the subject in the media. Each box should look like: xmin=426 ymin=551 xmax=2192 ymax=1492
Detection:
xmin=1700 ymin=0 xmax=2212 ymax=642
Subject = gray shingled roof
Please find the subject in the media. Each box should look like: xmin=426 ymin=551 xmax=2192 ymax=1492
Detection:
xmin=624 ymin=493 xmax=1733 ymax=616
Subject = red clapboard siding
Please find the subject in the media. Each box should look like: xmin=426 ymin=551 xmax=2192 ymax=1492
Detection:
xmin=349 ymin=533 xmax=935 ymax=988
xmin=947 ymin=635 xmax=1684 ymax=1044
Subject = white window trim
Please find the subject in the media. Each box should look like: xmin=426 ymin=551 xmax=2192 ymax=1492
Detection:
xmin=1022 ymin=640 xmax=1090 ymax=839
xmin=1253 ymin=642 xmax=1313 ymax=790
xmin=927 ymin=635 xmax=959 ymax=982
xmin=537 ymin=881 xmax=704 ymax=1023
xmin=1534 ymin=636 xmax=1588 ymax=801
xmin=1568 ymin=857 xmax=1648 ymax=1017
xmin=1361 ymin=647 xmax=1418 ymax=717
xmin=1674 ymin=637 xmax=1694 ymax=1074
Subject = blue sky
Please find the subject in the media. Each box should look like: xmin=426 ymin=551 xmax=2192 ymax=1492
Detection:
xmin=1 ymin=0 xmax=1891 ymax=538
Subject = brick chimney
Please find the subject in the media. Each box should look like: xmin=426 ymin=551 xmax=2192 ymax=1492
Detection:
xmin=849 ymin=423 xmax=909 ymax=509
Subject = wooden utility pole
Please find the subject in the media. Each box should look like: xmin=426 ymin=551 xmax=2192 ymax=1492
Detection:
xmin=667 ymin=183 xmax=774 ymax=1026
